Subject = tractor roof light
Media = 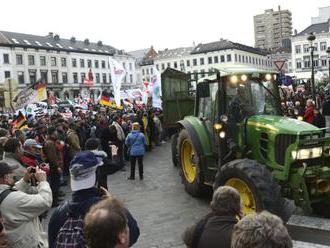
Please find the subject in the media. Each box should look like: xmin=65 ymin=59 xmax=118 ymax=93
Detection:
xmin=273 ymin=74 xmax=277 ymax=80
xmin=219 ymin=131 xmax=226 ymax=139
xmin=297 ymin=116 xmax=304 ymax=121
xmin=214 ymin=123 xmax=223 ymax=131
xmin=241 ymin=74 xmax=248 ymax=82
xmin=230 ymin=75 xmax=238 ymax=84
xmin=265 ymin=74 xmax=272 ymax=81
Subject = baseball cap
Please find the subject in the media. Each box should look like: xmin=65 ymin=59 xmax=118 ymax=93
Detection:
xmin=0 ymin=162 xmax=15 ymax=177
xmin=23 ymin=139 xmax=42 ymax=149
xmin=69 ymin=151 xmax=103 ymax=191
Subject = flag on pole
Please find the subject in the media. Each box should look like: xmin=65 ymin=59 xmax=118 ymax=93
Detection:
xmin=109 ymin=57 xmax=126 ymax=107
xmin=12 ymin=111 xmax=28 ymax=130
xmin=99 ymin=90 xmax=123 ymax=109
xmin=151 ymin=67 xmax=162 ymax=109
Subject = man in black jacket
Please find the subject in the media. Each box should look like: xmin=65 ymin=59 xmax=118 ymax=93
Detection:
xmin=48 ymin=151 xmax=140 ymax=248
xmin=182 ymin=186 xmax=242 ymax=248
xmin=321 ymin=95 xmax=330 ymax=127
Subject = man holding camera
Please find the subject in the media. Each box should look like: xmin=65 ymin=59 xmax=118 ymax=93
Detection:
xmin=0 ymin=161 xmax=52 ymax=248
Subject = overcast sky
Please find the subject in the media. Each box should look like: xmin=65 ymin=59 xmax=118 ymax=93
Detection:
xmin=1 ymin=0 xmax=329 ymax=52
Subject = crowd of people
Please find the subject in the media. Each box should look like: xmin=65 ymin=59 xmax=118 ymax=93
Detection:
xmin=0 ymin=87 xmax=322 ymax=247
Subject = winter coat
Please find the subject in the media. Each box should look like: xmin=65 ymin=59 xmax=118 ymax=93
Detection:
xmin=112 ymin=121 xmax=125 ymax=142
xmin=125 ymin=130 xmax=146 ymax=156
xmin=1 ymin=152 xmax=26 ymax=179
xmin=304 ymin=106 xmax=315 ymax=124
xmin=48 ymin=188 xmax=140 ymax=248
xmin=0 ymin=180 xmax=52 ymax=248
xmin=66 ymin=129 xmax=81 ymax=156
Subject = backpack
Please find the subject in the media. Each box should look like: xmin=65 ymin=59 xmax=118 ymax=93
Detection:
xmin=191 ymin=213 xmax=214 ymax=248
xmin=55 ymin=205 xmax=87 ymax=248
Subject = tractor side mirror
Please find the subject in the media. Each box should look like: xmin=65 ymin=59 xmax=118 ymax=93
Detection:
xmin=197 ymin=83 xmax=210 ymax=98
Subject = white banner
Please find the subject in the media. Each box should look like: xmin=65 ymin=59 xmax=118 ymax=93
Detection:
xmin=152 ymin=67 xmax=162 ymax=109
xmin=109 ymin=57 xmax=126 ymax=107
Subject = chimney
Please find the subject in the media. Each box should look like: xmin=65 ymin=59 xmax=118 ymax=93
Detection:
xmin=84 ymin=39 xmax=90 ymax=45
xmin=294 ymin=29 xmax=297 ymax=35
xmin=54 ymin=34 xmax=60 ymax=41
xmin=278 ymin=5 xmax=281 ymax=11
xmin=48 ymin=32 xmax=53 ymax=38
xmin=70 ymin=37 xmax=76 ymax=43
xmin=97 ymin=40 xmax=103 ymax=46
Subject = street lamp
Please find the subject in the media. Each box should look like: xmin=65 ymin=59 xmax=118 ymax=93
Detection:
xmin=307 ymin=32 xmax=316 ymax=102
xmin=327 ymin=47 xmax=330 ymax=83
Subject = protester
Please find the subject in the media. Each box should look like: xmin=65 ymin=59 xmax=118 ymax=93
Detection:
xmin=48 ymin=151 xmax=140 ymax=248
xmin=21 ymin=139 xmax=42 ymax=168
xmin=125 ymin=122 xmax=146 ymax=180
xmin=0 ymin=211 xmax=8 ymax=248
xmin=321 ymin=95 xmax=330 ymax=128
xmin=182 ymin=186 xmax=242 ymax=248
xmin=231 ymin=211 xmax=292 ymax=248
xmin=66 ymin=121 xmax=81 ymax=160
xmin=1 ymin=138 xmax=26 ymax=179
xmin=0 ymin=162 xmax=52 ymax=248
xmin=84 ymin=196 xmax=129 ymax=248
xmin=304 ymin=99 xmax=315 ymax=124
xmin=112 ymin=115 xmax=126 ymax=166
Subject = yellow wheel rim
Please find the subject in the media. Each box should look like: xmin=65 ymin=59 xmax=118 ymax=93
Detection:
xmin=181 ymin=139 xmax=197 ymax=183
xmin=225 ymin=178 xmax=257 ymax=215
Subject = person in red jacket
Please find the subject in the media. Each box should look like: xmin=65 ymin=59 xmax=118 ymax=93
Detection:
xmin=304 ymin=99 xmax=315 ymax=124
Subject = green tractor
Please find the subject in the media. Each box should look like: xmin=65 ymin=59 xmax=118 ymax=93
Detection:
xmin=161 ymin=65 xmax=330 ymax=220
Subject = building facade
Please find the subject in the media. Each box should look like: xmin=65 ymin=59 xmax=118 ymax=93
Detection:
xmin=291 ymin=19 xmax=330 ymax=81
xmin=254 ymin=6 xmax=292 ymax=51
xmin=137 ymin=39 xmax=273 ymax=83
xmin=311 ymin=6 xmax=330 ymax=25
xmin=0 ymin=31 xmax=138 ymax=100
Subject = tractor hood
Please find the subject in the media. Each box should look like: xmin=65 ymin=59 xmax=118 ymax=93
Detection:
xmin=246 ymin=115 xmax=319 ymax=134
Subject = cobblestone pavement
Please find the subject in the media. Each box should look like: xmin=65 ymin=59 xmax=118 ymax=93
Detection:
xmin=107 ymin=142 xmax=209 ymax=248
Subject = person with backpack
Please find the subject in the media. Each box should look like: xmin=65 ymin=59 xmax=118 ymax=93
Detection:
xmin=0 ymin=162 xmax=52 ymax=248
xmin=182 ymin=186 xmax=242 ymax=248
xmin=125 ymin=122 xmax=146 ymax=180
xmin=48 ymin=151 xmax=140 ymax=248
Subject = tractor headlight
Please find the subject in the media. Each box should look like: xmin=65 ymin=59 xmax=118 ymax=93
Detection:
xmin=291 ymin=147 xmax=322 ymax=160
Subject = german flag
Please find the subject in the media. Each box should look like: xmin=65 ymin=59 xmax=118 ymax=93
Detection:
xmin=99 ymin=90 xmax=118 ymax=108
xmin=12 ymin=111 xmax=28 ymax=130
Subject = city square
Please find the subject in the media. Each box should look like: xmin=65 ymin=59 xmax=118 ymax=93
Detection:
xmin=0 ymin=0 xmax=330 ymax=247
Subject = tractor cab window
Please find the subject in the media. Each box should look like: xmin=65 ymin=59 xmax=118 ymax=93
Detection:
xmin=198 ymin=83 xmax=218 ymax=121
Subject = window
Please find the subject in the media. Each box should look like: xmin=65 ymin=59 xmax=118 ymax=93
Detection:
xmin=295 ymin=45 xmax=301 ymax=54
xmin=151 ymin=68 xmax=153 ymax=75
xmin=62 ymin=72 xmax=68 ymax=83
xmin=40 ymin=70 xmax=48 ymax=83
xmin=304 ymin=58 xmax=310 ymax=68
xmin=51 ymin=57 xmax=57 ymax=66
xmin=174 ymin=61 xmax=177 ymax=68
xmin=234 ymin=54 xmax=237 ymax=62
xmin=238 ymin=55 xmax=241 ymax=62
xmin=214 ymin=56 xmax=219 ymax=63
xmin=96 ymin=73 xmax=100 ymax=83
xmin=80 ymin=59 xmax=85 ymax=68
xmin=142 ymin=69 xmax=145 ymax=75
xmin=29 ymin=70 xmax=36 ymax=84
xmin=208 ymin=57 xmax=212 ymax=64
xmin=61 ymin=58 xmax=67 ymax=67
xmin=313 ymin=59 xmax=319 ymax=67
xmin=102 ymin=73 xmax=107 ymax=83
xmin=314 ymin=43 xmax=318 ymax=52
xmin=101 ymin=60 xmax=106 ymax=69
xmin=167 ymin=62 xmax=170 ymax=68
xmin=28 ymin=55 xmax=35 ymax=65
xmin=51 ymin=71 xmax=58 ymax=84
xmin=296 ymin=61 xmax=302 ymax=69
xmin=220 ymin=55 xmax=225 ymax=62
xmin=161 ymin=64 xmax=165 ymax=70
xmin=320 ymin=42 xmax=327 ymax=51
xmin=17 ymin=71 xmax=24 ymax=84
xmin=40 ymin=56 xmax=46 ymax=66
xmin=303 ymin=44 xmax=309 ymax=53
xmin=193 ymin=59 xmax=197 ymax=66
xmin=130 ymin=74 xmax=133 ymax=83
xmin=227 ymin=54 xmax=232 ymax=62
xmin=186 ymin=60 xmax=190 ymax=67
xmin=321 ymin=58 xmax=327 ymax=67
xmin=200 ymin=69 xmax=205 ymax=78
xmin=146 ymin=68 xmax=149 ymax=75
xmin=16 ymin=54 xmax=23 ymax=65
xmin=87 ymin=60 xmax=92 ymax=68
xmin=200 ymin=58 xmax=204 ymax=65
xmin=81 ymin=73 xmax=86 ymax=83
xmin=129 ymin=63 xmax=132 ymax=70
xmin=73 ymin=73 xmax=78 ymax=83
xmin=72 ymin=58 xmax=77 ymax=67
xmin=95 ymin=60 xmax=99 ymax=68
xmin=4 ymin=71 xmax=10 ymax=79
xmin=3 ymin=54 xmax=9 ymax=64
xmin=242 ymin=56 xmax=245 ymax=63
xmin=109 ymin=73 xmax=112 ymax=84
xmin=122 ymin=62 xmax=125 ymax=69
xmin=156 ymin=64 xmax=159 ymax=70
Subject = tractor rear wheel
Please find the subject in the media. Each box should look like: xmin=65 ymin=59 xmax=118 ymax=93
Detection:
xmin=214 ymin=159 xmax=293 ymax=221
xmin=177 ymin=129 xmax=205 ymax=196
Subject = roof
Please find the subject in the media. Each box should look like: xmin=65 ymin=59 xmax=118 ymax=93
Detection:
xmin=191 ymin=39 xmax=267 ymax=56
xmin=157 ymin=47 xmax=194 ymax=60
xmin=296 ymin=21 xmax=329 ymax=36
xmin=128 ymin=48 xmax=150 ymax=59
xmin=0 ymin=31 xmax=117 ymax=56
